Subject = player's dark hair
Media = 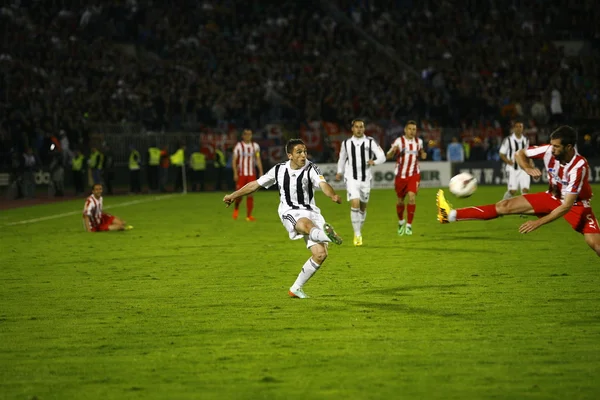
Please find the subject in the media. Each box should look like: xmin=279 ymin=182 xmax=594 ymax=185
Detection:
xmin=351 ymin=119 xmax=365 ymax=127
xmin=550 ymin=126 xmax=577 ymax=147
xmin=286 ymin=138 xmax=305 ymax=154
xmin=406 ymin=120 xmax=417 ymax=127
xmin=92 ymin=183 xmax=102 ymax=190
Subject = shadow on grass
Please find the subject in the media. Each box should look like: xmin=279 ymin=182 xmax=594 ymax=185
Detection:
xmin=346 ymin=300 xmax=468 ymax=318
xmin=364 ymin=245 xmax=502 ymax=253
xmin=366 ymin=283 xmax=469 ymax=294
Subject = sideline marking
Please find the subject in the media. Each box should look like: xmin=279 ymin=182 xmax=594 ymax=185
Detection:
xmin=2 ymin=194 xmax=177 ymax=227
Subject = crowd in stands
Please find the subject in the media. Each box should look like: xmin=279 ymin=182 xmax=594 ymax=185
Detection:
xmin=1 ymin=0 xmax=600 ymax=167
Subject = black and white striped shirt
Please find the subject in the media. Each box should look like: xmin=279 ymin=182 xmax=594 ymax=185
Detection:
xmin=500 ymin=133 xmax=529 ymax=170
xmin=336 ymin=136 xmax=386 ymax=182
xmin=257 ymin=160 xmax=327 ymax=214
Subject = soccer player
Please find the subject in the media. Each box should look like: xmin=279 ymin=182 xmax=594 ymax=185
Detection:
xmin=223 ymin=139 xmax=343 ymax=299
xmin=386 ymin=120 xmax=427 ymax=236
xmin=82 ymin=183 xmax=132 ymax=232
xmin=437 ymin=126 xmax=600 ymax=257
xmin=232 ymin=129 xmax=264 ymax=221
xmin=335 ymin=119 xmax=386 ymax=246
xmin=499 ymin=120 xmax=534 ymax=200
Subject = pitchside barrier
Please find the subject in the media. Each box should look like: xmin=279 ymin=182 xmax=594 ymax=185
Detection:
xmin=3 ymin=159 xmax=600 ymax=191
xmin=317 ymin=162 xmax=452 ymax=191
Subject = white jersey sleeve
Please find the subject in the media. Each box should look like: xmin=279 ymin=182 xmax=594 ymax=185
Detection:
xmin=257 ymin=165 xmax=277 ymax=188
xmin=336 ymin=140 xmax=348 ymax=175
xmin=499 ymin=137 xmax=509 ymax=155
xmin=309 ymin=163 xmax=327 ymax=188
xmin=371 ymin=140 xmax=386 ymax=166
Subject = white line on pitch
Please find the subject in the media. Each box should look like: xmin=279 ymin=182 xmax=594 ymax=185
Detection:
xmin=2 ymin=194 xmax=178 ymax=227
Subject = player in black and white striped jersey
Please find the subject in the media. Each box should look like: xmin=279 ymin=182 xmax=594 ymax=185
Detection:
xmin=499 ymin=120 xmax=535 ymax=200
xmin=335 ymin=119 xmax=386 ymax=246
xmin=223 ymin=139 xmax=343 ymax=299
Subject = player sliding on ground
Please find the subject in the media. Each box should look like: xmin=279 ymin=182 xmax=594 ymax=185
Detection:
xmin=437 ymin=126 xmax=600 ymax=257
xmin=223 ymin=139 xmax=343 ymax=299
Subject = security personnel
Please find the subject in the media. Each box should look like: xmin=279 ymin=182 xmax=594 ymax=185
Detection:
xmin=213 ymin=147 xmax=226 ymax=191
xmin=170 ymin=144 xmax=185 ymax=192
xmin=88 ymin=146 xmax=104 ymax=184
xmin=71 ymin=149 xmax=85 ymax=194
xmin=129 ymin=146 xmax=141 ymax=194
xmin=190 ymin=148 xmax=207 ymax=191
xmin=147 ymin=144 xmax=161 ymax=192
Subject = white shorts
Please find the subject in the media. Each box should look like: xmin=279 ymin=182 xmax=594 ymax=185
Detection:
xmin=506 ymin=168 xmax=531 ymax=192
xmin=281 ymin=209 xmax=327 ymax=249
xmin=345 ymin=178 xmax=371 ymax=202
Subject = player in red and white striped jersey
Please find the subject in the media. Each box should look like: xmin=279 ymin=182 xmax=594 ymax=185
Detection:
xmin=82 ymin=183 xmax=131 ymax=232
xmin=386 ymin=120 xmax=427 ymax=236
xmin=437 ymin=126 xmax=600 ymax=256
xmin=232 ymin=129 xmax=263 ymax=221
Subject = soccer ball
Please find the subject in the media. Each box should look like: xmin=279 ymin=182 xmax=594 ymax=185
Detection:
xmin=448 ymin=172 xmax=478 ymax=198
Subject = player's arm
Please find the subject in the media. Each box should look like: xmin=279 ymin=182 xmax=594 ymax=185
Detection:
xmin=335 ymin=141 xmax=347 ymax=181
xmin=319 ymin=181 xmax=342 ymax=204
xmin=232 ymin=149 xmax=239 ymax=181
xmin=515 ymin=149 xmax=542 ymax=179
xmin=82 ymin=215 xmax=93 ymax=232
xmin=420 ymin=147 xmax=427 ymax=160
xmin=223 ymin=180 xmax=261 ymax=206
xmin=255 ymin=150 xmax=263 ymax=177
xmin=499 ymin=152 xmax=513 ymax=166
xmin=369 ymin=143 xmax=386 ymax=166
xmin=519 ymin=193 xmax=576 ymax=234
xmin=386 ymin=142 xmax=399 ymax=160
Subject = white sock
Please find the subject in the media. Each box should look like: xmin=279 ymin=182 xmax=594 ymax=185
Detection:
xmin=406 ymin=223 xmax=412 ymax=228
xmin=503 ymin=191 xmax=513 ymax=200
xmin=449 ymin=210 xmax=457 ymax=222
xmin=309 ymin=227 xmax=330 ymax=243
xmin=398 ymin=219 xmax=405 ymax=226
xmin=359 ymin=210 xmax=366 ymax=232
xmin=290 ymin=258 xmax=321 ymax=291
xmin=351 ymin=208 xmax=361 ymax=236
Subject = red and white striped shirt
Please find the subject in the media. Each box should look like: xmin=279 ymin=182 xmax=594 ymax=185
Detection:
xmin=83 ymin=194 xmax=104 ymax=229
xmin=233 ymin=141 xmax=261 ymax=177
xmin=526 ymin=145 xmax=592 ymax=206
xmin=391 ymin=136 xmax=423 ymax=178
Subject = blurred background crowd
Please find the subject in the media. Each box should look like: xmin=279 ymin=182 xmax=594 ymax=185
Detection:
xmin=1 ymin=0 xmax=599 ymax=195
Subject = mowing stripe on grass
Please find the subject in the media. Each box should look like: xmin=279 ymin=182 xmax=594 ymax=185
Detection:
xmin=3 ymin=194 xmax=178 ymax=227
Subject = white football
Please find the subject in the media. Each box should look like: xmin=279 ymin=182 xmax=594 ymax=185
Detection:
xmin=448 ymin=172 xmax=478 ymax=198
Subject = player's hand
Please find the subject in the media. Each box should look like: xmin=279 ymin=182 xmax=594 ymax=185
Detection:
xmin=367 ymin=160 xmax=375 ymax=166
xmin=331 ymin=194 xmax=342 ymax=204
xmin=223 ymin=194 xmax=234 ymax=207
xmin=519 ymin=220 xmax=541 ymax=234
xmin=334 ymin=173 xmax=342 ymax=181
xmin=524 ymin=167 xmax=542 ymax=179
xmin=233 ymin=172 xmax=238 ymax=182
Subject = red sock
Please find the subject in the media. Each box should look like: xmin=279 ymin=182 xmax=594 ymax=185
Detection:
xmin=247 ymin=196 xmax=254 ymax=217
xmin=456 ymin=204 xmax=498 ymax=221
xmin=396 ymin=204 xmax=405 ymax=220
xmin=234 ymin=198 xmax=241 ymax=210
xmin=407 ymin=204 xmax=416 ymax=224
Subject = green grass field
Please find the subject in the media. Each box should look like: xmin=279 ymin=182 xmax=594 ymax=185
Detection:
xmin=1 ymin=185 xmax=599 ymax=400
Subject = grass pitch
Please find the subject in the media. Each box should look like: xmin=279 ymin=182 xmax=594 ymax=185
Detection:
xmin=1 ymin=185 xmax=599 ymax=400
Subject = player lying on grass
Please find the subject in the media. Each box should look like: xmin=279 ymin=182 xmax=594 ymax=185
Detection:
xmin=223 ymin=138 xmax=343 ymax=299
xmin=437 ymin=125 xmax=600 ymax=257
xmin=83 ymin=183 xmax=133 ymax=232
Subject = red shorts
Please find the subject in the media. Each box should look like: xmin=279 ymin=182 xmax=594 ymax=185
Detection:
xmin=94 ymin=214 xmax=115 ymax=232
xmin=395 ymin=174 xmax=420 ymax=198
xmin=236 ymin=174 xmax=256 ymax=190
xmin=523 ymin=192 xmax=600 ymax=234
